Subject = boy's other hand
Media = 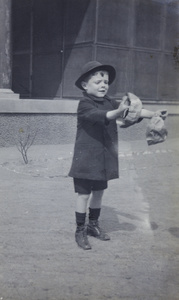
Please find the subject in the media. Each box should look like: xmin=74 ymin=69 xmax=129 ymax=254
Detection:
xmin=155 ymin=110 xmax=168 ymax=120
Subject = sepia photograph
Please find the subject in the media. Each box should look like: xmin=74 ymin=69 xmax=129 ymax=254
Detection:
xmin=0 ymin=0 xmax=179 ymax=299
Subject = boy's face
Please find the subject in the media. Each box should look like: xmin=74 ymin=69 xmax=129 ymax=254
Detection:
xmin=82 ymin=71 xmax=109 ymax=98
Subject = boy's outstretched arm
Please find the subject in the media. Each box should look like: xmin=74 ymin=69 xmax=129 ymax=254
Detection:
xmin=106 ymin=102 xmax=129 ymax=120
xmin=140 ymin=109 xmax=168 ymax=119
xmin=140 ymin=109 xmax=155 ymax=119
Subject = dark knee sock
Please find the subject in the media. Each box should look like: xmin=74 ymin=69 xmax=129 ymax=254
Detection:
xmin=75 ymin=212 xmax=86 ymax=226
xmin=89 ymin=208 xmax=101 ymax=221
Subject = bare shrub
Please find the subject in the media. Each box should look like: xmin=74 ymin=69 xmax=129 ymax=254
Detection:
xmin=14 ymin=125 xmax=38 ymax=164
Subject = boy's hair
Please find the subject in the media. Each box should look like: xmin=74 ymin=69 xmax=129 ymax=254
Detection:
xmin=82 ymin=70 xmax=109 ymax=84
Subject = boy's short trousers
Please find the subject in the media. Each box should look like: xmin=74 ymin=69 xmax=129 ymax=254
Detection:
xmin=73 ymin=178 xmax=108 ymax=194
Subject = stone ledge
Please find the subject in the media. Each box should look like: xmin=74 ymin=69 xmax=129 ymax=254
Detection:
xmin=0 ymin=89 xmax=19 ymax=99
xmin=0 ymin=98 xmax=179 ymax=115
xmin=0 ymin=98 xmax=79 ymax=113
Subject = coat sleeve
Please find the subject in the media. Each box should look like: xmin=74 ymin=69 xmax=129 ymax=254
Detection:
xmin=78 ymin=99 xmax=109 ymax=125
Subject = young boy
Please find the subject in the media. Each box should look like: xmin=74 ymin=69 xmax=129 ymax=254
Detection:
xmin=69 ymin=61 xmax=164 ymax=250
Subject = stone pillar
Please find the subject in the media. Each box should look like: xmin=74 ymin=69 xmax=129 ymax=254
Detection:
xmin=0 ymin=0 xmax=19 ymax=99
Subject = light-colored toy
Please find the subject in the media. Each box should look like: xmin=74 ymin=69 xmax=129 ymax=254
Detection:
xmin=116 ymin=92 xmax=143 ymax=127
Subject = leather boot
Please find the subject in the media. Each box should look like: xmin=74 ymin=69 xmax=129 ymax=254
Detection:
xmin=87 ymin=220 xmax=110 ymax=241
xmin=75 ymin=225 xmax=91 ymax=250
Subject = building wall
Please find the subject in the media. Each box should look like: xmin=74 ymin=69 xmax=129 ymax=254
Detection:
xmin=1 ymin=0 xmax=178 ymax=148
xmin=0 ymin=114 xmax=77 ymax=146
xmin=12 ymin=0 xmax=179 ymax=103
xmin=0 ymin=113 xmax=179 ymax=147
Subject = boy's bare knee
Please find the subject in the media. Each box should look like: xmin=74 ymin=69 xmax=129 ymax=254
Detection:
xmin=92 ymin=190 xmax=104 ymax=198
xmin=78 ymin=193 xmax=90 ymax=201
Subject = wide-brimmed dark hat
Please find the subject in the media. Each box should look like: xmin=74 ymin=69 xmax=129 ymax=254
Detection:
xmin=75 ymin=61 xmax=116 ymax=90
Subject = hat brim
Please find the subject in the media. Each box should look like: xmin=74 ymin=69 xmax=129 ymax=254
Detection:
xmin=75 ymin=65 xmax=116 ymax=90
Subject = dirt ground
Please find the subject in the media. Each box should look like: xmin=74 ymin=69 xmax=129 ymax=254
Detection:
xmin=0 ymin=138 xmax=179 ymax=300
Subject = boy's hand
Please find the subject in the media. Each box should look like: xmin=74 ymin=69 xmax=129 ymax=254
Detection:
xmin=118 ymin=95 xmax=130 ymax=118
xmin=155 ymin=110 xmax=168 ymax=120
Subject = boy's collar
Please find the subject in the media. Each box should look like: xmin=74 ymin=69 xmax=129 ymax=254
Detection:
xmin=83 ymin=92 xmax=106 ymax=102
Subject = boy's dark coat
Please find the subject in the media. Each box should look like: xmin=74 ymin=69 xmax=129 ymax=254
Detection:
xmin=69 ymin=93 xmax=119 ymax=181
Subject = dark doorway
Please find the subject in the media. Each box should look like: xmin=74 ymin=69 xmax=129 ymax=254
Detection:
xmin=12 ymin=0 xmax=64 ymax=99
